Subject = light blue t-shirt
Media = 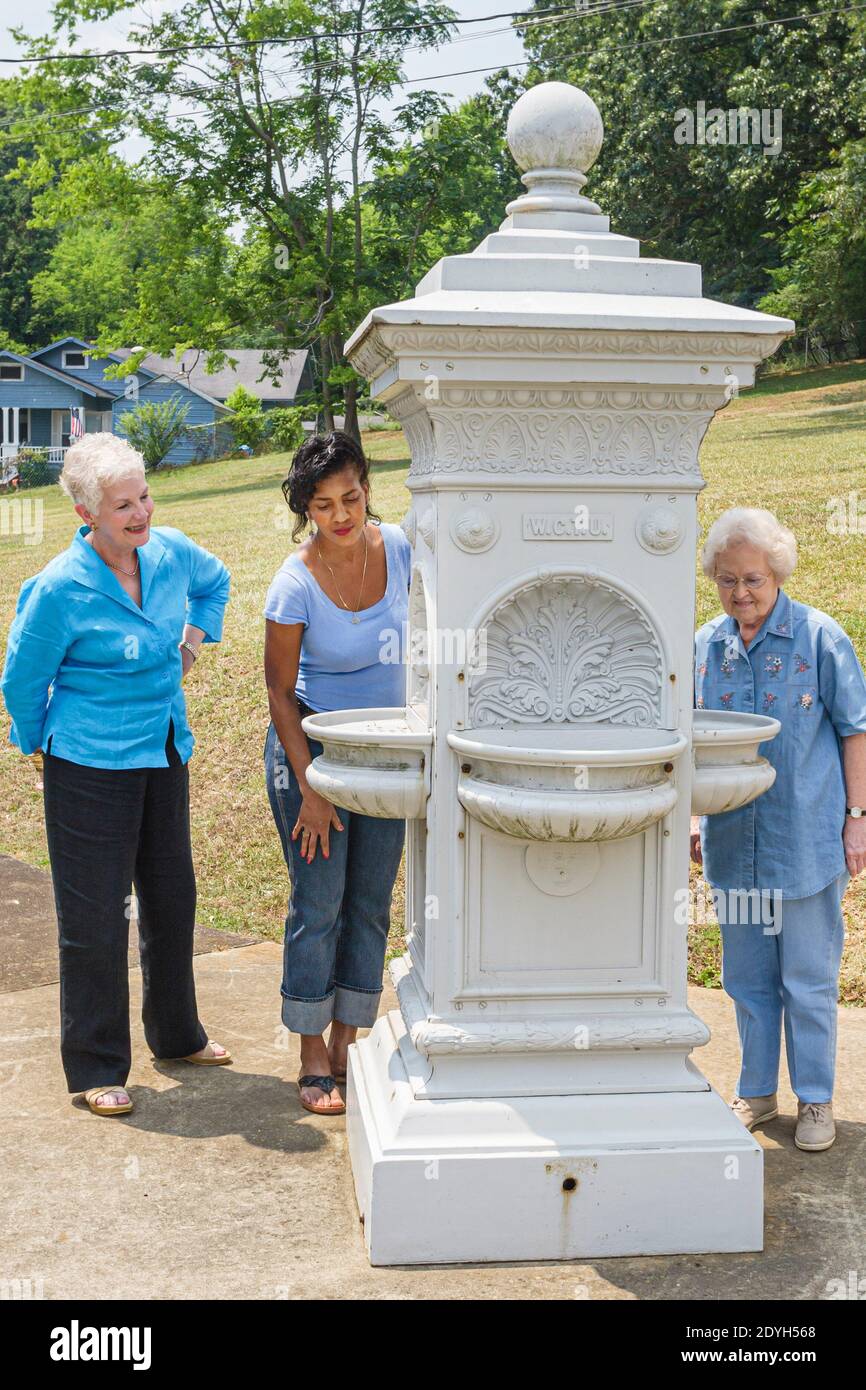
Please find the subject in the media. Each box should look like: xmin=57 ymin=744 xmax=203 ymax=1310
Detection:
xmin=264 ymin=523 xmax=412 ymax=712
xmin=694 ymin=588 xmax=866 ymax=899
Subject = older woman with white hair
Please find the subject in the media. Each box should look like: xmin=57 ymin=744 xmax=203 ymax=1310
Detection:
xmin=2 ymin=433 xmax=232 ymax=1116
xmin=692 ymin=507 xmax=866 ymax=1152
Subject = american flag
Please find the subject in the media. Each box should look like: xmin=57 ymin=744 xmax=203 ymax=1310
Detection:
xmin=69 ymin=407 xmax=84 ymax=439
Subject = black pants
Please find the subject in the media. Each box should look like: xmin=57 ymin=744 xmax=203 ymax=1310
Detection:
xmin=42 ymin=724 xmax=208 ymax=1092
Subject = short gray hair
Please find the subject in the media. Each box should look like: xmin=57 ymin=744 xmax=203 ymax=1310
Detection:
xmin=59 ymin=433 xmax=146 ymax=516
xmin=701 ymin=507 xmax=797 ymax=582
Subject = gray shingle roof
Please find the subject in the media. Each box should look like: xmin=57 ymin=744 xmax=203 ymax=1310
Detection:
xmin=113 ymin=348 xmax=309 ymax=402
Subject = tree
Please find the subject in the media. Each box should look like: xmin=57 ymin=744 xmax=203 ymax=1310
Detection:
xmin=8 ymin=0 xmax=459 ymax=444
xmin=759 ymin=140 xmax=866 ymax=355
xmin=0 ymin=85 xmax=57 ymax=350
xmin=518 ymin=0 xmax=866 ymax=307
xmin=117 ymin=396 xmax=191 ymax=470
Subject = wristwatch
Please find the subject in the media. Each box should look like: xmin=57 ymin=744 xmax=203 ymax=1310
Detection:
xmin=846 ymin=806 xmax=864 ymax=818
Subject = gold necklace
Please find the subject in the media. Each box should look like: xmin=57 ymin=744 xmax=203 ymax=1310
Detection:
xmin=92 ymin=537 xmax=140 ymax=578
xmin=316 ymin=527 xmax=368 ymax=623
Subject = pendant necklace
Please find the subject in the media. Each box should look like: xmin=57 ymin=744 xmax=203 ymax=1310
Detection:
xmin=92 ymin=538 xmax=140 ymax=577
xmin=316 ymin=526 xmax=368 ymax=623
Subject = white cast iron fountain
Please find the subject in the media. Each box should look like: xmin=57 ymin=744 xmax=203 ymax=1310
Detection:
xmin=302 ymin=81 xmax=791 ymax=1265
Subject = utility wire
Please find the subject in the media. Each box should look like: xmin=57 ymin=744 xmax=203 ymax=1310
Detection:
xmin=2 ymin=2 xmax=862 ymax=133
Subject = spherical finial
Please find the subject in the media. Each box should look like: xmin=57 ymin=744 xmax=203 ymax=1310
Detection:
xmin=507 ymin=81 xmax=604 ymax=177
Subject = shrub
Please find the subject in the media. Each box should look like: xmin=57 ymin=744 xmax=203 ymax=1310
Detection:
xmin=224 ymin=384 xmax=266 ymax=451
xmin=117 ymin=396 xmax=191 ymax=470
xmin=14 ymin=450 xmax=55 ymax=487
xmin=264 ymin=406 xmax=305 ymax=454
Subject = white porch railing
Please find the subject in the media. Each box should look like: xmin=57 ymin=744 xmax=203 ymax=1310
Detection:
xmin=0 ymin=443 xmax=68 ymax=466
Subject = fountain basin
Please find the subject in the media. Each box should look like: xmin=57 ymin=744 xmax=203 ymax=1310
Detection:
xmin=302 ymin=707 xmax=432 ymax=819
xmin=691 ymin=709 xmax=780 ymax=816
xmin=447 ymin=726 xmax=688 ymax=842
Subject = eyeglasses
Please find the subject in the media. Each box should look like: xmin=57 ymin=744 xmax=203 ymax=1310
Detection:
xmin=714 ymin=573 xmax=771 ymax=591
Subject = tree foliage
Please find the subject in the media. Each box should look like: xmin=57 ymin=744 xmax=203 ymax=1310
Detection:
xmin=519 ymin=0 xmax=866 ymax=310
xmin=116 ymin=395 xmax=191 ymax=470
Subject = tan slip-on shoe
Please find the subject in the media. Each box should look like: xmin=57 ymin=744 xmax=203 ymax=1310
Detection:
xmin=795 ymin=1101 xmax=835 ymax=1152
xmin=730 ymin=1093 xmax=779 ymax=1130
xmin=83 ymin=1086 xmax=133 ymax=1116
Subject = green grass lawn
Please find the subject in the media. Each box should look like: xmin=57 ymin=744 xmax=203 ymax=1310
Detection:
xmin=2 ymin=364 xmax=865 ymax=1001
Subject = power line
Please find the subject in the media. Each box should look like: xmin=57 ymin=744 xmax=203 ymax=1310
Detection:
xmin=0 ymin=3 xmax=607 ymax=65
xmin=2 ymin=1 xmax=862 ymax=135
xmin=404 ymin=0 xmax=866 ymax=83
xmin=0 ymin=0 xmax=654 ymax=130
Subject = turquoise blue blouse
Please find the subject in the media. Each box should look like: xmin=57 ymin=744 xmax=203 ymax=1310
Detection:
xmin=2 ymin=524 xmax=230 ymax=769
xmin=694 ymin=589 xmax=866 ymax=899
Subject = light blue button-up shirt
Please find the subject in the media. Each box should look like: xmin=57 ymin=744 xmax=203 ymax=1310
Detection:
xmin=2 ymin=524 xmax=230 ymax=769
xmin=694 ymin=589 xmax=866 ymax=899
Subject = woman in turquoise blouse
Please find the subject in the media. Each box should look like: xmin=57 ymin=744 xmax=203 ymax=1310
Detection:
xmin=2 ymin=433 xmax=232 ymax=1116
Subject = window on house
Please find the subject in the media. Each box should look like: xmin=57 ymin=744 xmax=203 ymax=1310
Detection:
xmin=62 ymin=351 xmax=90 ymax=369
xmin=0 ymin=363 xmax=23 ymax=381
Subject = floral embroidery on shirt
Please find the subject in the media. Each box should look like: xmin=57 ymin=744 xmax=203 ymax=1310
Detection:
xmin=794 ymin=653 xmax=811 ymax=673
xmin=720 ymin=656 xmax=735 ymax=676
xmin=762 ymin=691 xmax=778 ymax=712
xmin=720 ymin=691 xmax=734 ymax=708
xmin=764 ymin=654 xmax=783 ymax=678
xmin=696 ymin=695 xmax=705 ymax=708
xmin=697 ymin=662 xmax=708 ymax=676
xmin=775 ymin=622 xmax=789 ymax=634
xmin=797 ymin=692 xmax=814 ymax=710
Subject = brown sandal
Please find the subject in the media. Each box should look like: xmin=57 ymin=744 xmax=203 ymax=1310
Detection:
xmin=171 ymin=1041 xmax=233 ymax=1065
xmin=297 ymin=1074 xmax=345 ymax=1115
xmin=84 ymin=1086 xmax=133 ymax=1116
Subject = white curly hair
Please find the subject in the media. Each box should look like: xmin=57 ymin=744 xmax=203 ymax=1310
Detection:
xmin=59 ymin=432 xmax=146 ymax=516
xmin=701 ymin=507 xmax=797 ymax=583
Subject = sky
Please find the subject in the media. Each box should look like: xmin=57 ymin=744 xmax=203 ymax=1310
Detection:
xmin=0 ymin=1 xmax=531 ymax=113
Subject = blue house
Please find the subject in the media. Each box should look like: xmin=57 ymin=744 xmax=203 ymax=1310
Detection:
xmin=0 ymin=337 xmax=234 ymax=470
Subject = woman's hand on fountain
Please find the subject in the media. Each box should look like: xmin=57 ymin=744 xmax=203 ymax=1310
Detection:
xmin=293 ymin=790 xmax=345 ymax=863
xmin=689 ymin=817 xmax=703 ymax=866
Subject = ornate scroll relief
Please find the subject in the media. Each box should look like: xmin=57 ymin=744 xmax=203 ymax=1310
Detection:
xmin=417 ymin=388 xmax=715 ymax=478
xmin=408 ymin=569 xmax=432 ymax=720
xmin=387 ymin=388 xmax=435 ymax=472
xmin=468 ymin=574 xmax=663 ymax=728
xmin=380 ymin=327 xmax=787 ymax=361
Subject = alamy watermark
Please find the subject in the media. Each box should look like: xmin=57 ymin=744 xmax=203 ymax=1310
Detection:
xmin=675 ymin=884 xmax=783 ymax=934
xmin=0 ymin=497 xmax=44 ymax=546
xmin=674 ymin=102 xmax=783 ymax=158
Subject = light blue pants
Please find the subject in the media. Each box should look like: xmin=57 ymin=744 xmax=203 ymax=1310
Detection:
xmin=719 ymin=870 xmax=848 ymax=1103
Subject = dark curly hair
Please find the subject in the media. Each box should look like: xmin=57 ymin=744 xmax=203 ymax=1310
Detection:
xmin=280 ymin=430 xmax=381 ymax=543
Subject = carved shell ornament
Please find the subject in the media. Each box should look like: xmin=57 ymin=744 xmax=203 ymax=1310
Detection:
xmin=417 ymin=509 xmax=436 ymax=551
xmin=636 ymin=505 xmax=684 ymax=554
xmin=450 ymin=507 xmax=500 ymax=553
xmin=468 ymin=575 xmax=663 ymax=728
xmin=400 ymin=508 xmax=416 ymax=545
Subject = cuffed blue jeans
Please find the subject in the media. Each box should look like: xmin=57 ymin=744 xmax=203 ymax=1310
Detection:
xmin=265 ymin=719 xmax=406 ymax=1036
xmin=719 ymin=870 xmax=848 ymax=1104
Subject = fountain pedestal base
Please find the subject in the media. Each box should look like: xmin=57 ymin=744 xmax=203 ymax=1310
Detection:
xmin=347 ymin=1009 xmax=763 ymax=1266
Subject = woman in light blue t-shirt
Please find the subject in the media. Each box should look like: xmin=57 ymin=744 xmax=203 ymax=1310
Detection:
xmin=263 ymin=431 xmax=411 ymax=1116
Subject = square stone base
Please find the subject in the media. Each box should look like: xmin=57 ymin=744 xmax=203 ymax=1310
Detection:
xmin=347 ymin=1010 xmax=763 ymax=1266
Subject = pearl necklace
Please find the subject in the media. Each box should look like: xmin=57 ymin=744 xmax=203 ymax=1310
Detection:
xmin=315 ymin=527 xmax=368 ymax=623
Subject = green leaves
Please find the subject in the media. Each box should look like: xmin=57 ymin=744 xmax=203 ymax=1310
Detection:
xmin=116 ymin=396 xmax=191 ymax=470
